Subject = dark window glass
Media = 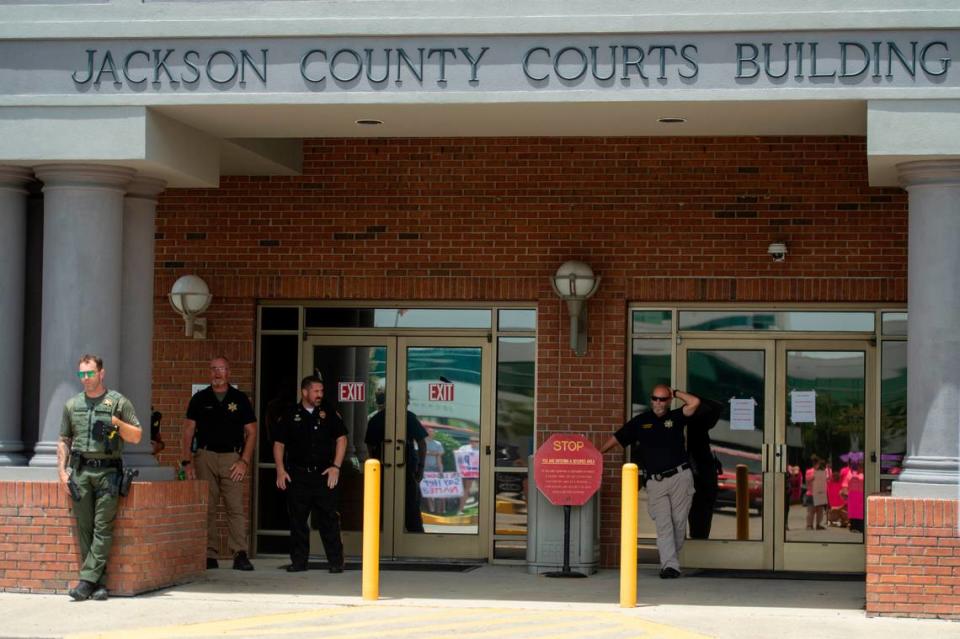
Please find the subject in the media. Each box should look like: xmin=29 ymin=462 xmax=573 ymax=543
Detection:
xmin=304 ymin=307 xmax=378 ymax=328
xmin=260 ymin=307 xmax=299 ymax=331
xmin=880 ymin=341 xmax=907 ymax=485
xmin=304 ymin=307 xmax=491 ymax=329
xmin=679 ymin=311 xmax=874 ymax=332
xmin=632 ymin=310 xmax=672 ymax=334
xmin=256 ymin=534 xmax=290 ymax=555
xmin=256 ymin=467 xmax=290 ymax=532
xmin=257 ymin=334 xmax=299 ymax=464
xmin=498 ymin=309 xmax=537 ymax=331
xmin=496 ymin=338 xmax=535 ymax=468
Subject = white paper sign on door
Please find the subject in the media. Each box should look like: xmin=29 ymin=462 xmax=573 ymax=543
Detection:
xmin=790 ymin=390 xmax=817 ymax=423
xmin=729 ymin=398 xmax=757 ymax=431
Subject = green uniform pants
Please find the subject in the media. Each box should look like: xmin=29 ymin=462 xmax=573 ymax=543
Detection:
xmin=72 ymin=467 xmax=119 ymax=584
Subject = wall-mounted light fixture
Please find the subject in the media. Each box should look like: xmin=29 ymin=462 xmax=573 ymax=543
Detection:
xmin=550 ymin=261 xmax=601 ymax=356
xmin=169 ymin=274 xmax=212 ymax=339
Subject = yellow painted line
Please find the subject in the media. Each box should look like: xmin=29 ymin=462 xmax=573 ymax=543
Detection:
xmin=215 ymin=607 xmax=495 ymax=637
xmin=67 ymin=605 xmax=712 ymax=639
xmin=65 ymin=607 xmax=350 ymax=639
xmin=548 ymin=615 xmax=714 ymax=639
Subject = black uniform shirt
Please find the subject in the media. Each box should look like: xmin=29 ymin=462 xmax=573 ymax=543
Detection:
xmin=614 ymin=407 xmax=689 ymax=475
xmin=275 ymin=403 xmax=348 ymax=468
xmin=186 ymin=386 xmax=257 ymax=453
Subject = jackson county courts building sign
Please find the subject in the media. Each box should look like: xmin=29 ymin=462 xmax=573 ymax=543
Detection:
xmin=0 ymin=31 xmax=958 ymax=97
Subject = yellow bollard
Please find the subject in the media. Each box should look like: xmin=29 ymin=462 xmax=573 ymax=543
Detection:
xmin=620 ymin=463 xmax=639 ymax=608
xmin=735 ymin=464 xmax=749 ymax=541
xmin=362 ymin=458 xmax=381 ymax=601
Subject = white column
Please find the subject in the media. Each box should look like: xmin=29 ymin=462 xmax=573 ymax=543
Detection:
xmin=0 ymin=167 xmax=33 ymax=465
xmin=120 ymin=177 xmax=172 ymax=477
xmin=893 ymin=160 xmax=960 ymax=497
xmin=29 ymin=164 xmax=134 ymax=467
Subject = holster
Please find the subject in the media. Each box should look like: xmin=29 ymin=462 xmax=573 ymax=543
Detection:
xmin=119 ymin=466 xmax=139 ymax=497
xmin=67 ymin=471 xmax=82 ymax=502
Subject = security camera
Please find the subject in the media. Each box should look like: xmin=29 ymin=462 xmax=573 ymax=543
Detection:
xmin=767 ymin=242 xmax=787 ymax=262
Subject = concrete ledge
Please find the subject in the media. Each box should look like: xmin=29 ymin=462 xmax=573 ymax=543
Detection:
xmin=865 ymin=495 xmax=960 ymax=620
xmin=0 ymin=479 xmax=207 ymax=595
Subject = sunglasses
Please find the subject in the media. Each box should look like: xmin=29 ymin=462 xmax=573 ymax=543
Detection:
xmin=76 ymin=371 xmax=97 ymax=379
xmin=650 ymin=396 xmax=672 ymax=402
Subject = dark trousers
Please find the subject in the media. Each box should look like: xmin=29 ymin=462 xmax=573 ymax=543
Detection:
xmin=688 ymin=479 xmax=717 ymax=539
xmin=287 ymin=469 xmax=343 ymax=568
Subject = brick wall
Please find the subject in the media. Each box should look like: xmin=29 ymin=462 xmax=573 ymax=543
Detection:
xmin=153 ymin=136 xmax=908 ymax=565
xmin=866 ymin=496 xmax=960 ymax=619
xmin=0 ymin=480 xmax=207 ymax=595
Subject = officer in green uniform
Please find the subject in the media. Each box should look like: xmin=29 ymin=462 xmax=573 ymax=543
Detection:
xmin=57 ymin=354 xmax=142 ymax=601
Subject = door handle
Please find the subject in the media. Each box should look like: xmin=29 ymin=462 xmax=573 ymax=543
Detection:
xmin=383 ymin=439 xmax=393 ymax=444
xmin=485 ymin=445 xmax=491 ymax=456
xmin=870 ymin=451 xmax=877 ymax=463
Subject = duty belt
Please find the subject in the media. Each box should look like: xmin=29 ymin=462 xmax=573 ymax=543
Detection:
xmin=198 ymin=445 xmax=241 ymax=454
xmin=75 ymin=455 xmax=122 ymax=469
xmin=289 ymin=462 xmax=328 ymax=473
xmin=648 ymin=462 xmax=690 ymax=482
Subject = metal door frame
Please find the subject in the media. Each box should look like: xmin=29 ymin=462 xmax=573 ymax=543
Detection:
xmin=677 ymin=339 xmax=776 ymax=570
xmin=677 ymin=338 xmax=875 ymax=572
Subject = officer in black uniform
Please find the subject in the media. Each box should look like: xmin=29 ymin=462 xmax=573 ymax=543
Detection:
xmin=181 ymin=357 xmax=258 ymax=571
xmin=273 ymin=375 xmax=348 ymax=573
xmin=600 ymin=384 xmax=700 ymax=578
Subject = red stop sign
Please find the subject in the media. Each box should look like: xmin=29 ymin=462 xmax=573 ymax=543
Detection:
xmin=534 ymin=434 xmax=603 ymax=506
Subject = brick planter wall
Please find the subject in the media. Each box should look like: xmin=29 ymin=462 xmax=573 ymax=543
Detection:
xmin=0 ymin=480 xmax=207 ymax=595
xmin=866 ymin=496 xmax=960 ymax=619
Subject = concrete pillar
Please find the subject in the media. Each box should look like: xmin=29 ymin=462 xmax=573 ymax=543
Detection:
xmin=29 ymin=164 xmax=134 ymax=467
xmin=893 ymin=160 xmax=960 ymax=498
xmin=120 ymin=177 xmax=170 ymax=476
xmin=0 ymin=166 xmax=33 ymax=466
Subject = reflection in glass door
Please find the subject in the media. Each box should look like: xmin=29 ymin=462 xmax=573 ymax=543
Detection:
xmin=395 ymin=338 xmax=491 ymax=559
xmin=300 ymin=336 xmax=491 ymax=560
xmin=679 ymin=339 xmax=874 ymax=572
xmin=679 ymin=341 xmax=775 ymax=570
xmin=778 ymin=343 xmax=872 ymax=572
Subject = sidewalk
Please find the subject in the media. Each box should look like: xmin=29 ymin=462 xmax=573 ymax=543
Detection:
xmin=2 ymin=558 xmax=958 ymax=639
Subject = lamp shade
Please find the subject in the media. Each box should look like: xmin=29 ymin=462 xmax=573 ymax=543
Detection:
xmin=552 ymin=261 xmax=598 ymax=299
xmin=169 ymin=274 xmax=212 ymax=315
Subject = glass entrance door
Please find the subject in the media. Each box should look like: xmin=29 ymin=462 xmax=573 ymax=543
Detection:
xmin=777 ymin=341 xmax=874 ymax=572
xmin=394 ymin=337 xmax=491 ymax=558
xmin=301 ymin=335 xmax=490 ymax=560
xmin=678 ymin=339 xmax=874 ymax=572
xmin=678 ymin=341 xmax=775 ymax=570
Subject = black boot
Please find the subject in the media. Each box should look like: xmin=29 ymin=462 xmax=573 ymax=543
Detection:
xmin=233 ymin=551 xmax=254 ymax=571
xmin=68 ymin=580 xmax=95 ymax=601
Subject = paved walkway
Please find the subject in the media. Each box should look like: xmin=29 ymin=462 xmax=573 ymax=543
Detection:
xmin=2 ymin=559 xmax=958 ymax=639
